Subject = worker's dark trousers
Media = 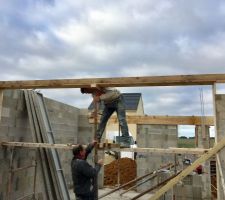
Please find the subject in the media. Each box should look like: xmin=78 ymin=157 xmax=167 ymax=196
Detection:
xmin=97 ymin=95 xmax=129 ymax=140
xmin=75 ymin=192 xmax=94 ymax=200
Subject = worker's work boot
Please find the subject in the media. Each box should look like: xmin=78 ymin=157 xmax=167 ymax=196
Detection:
xmin=116 ymin=136 xmax=132 ymax=148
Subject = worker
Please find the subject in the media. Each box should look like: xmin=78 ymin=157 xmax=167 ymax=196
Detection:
xmin=71 ymin=140 xmax=103 ymax=200
xmin=81 ymin=87 xmax=131 ymax=147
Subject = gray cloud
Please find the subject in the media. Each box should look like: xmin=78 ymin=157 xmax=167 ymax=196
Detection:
xmin=0 ymin=0 xmax=225 ymax=136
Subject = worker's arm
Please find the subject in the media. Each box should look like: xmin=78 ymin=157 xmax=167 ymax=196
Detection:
xmin=85 ymin=141 xmax=97 ymax=159
xmin=79 ymin=160 xmax=102 ymax=178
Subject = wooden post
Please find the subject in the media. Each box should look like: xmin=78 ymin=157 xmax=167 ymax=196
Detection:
xmin=0 ymin=90 xmax=3 ymax=121
xmin=93 ymin=100 xmax=98 ymax=200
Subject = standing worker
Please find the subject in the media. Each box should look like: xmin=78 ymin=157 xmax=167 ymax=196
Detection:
xmin=71 ymin=141 xmax=103 ymax=200
xmin=81 ymin=87 xmax=131 ymax=147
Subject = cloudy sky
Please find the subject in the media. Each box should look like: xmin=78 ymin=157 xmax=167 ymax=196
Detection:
xmin=1 ymin=0 xmax=225 ymax=136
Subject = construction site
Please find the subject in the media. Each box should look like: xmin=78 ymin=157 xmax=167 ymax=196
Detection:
xmin=1 ymin=74 xmax=225 ymax=200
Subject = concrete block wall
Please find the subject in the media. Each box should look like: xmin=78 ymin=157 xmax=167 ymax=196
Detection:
xmin=136 ymin=124 xmax=177 ymax=195
xmin=215 ymin=94 xmax=225 ymax=199
xmin=0 ymin=90 xmax=102 ymax=199
xmin=78 ymin=109 xmax=94 ymax=144
xmin=194 ymin=125 xmax=211 ymax=199
xmin=45 ymin=97 xmax=80 ymax=188
xmin=175 ymin=175 xmax=210 ymax=200
xmin=0 ymin=90 xmax=47 ymax=200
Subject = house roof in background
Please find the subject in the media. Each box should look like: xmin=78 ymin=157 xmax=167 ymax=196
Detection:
xmin=88 ymin=93 xmax=142 ymax=111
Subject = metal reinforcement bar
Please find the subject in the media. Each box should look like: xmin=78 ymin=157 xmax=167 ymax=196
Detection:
xmin=131 ymin=172 xmax=181 ymax=200
xmin=120 ymin=174 xmax=159 ymax=196
xmin=121 ymin=164 xmax=176 ymax=196
xmin=98 ymin=163 xmax=173 ymax=199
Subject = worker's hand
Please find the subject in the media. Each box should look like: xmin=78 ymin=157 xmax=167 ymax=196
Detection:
xmin=92 ymin=140 xmax=98 ymax=146
xmin=89 ymin=112 xmax=94 ymax=118
xmin=93 ymin=95 xmax=100 ymax=102
xmin=97 ymin=159 xmax=104 ymax=166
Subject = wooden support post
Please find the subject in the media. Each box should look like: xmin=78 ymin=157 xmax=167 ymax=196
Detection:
xmin=93 ymin=100 xmax=98 ymax=200
xmin=149 ymin=136 xmax=225 ymax=200
xmin=216 ymin=154 xmax=225 ymax=197
xmin=0 ymin=90 xmax=3 ymax=121
xmin=7 ymin=148 xmax=15 ymax=200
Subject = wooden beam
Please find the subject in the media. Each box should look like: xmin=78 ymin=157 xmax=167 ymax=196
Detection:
xmin=216 ymin=155 xmax=225 ymax=197
xmin=0 ymin=141 xmax=120 ymax=150
xmin=1 ymin=74 xmax=225 ymax=89
xmin=119 ymin=147 xmax=208 ymax=155
xmin=1 ymin=141 xmax=78 ymax=149
xmin=1 ymin=141 xmax=208 ymax=154
xmin=89 ymin=115 xmax=214 ymax=125
xmin=149 ymin=136 xmax=225 ymax=200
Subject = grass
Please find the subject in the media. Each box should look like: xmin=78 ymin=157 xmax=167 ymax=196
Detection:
xmin=178 ymin=138 xmax=215 ymax=148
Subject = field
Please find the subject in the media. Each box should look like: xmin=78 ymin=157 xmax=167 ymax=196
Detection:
xmin=178 ymin=138 xmax=215 ymax=148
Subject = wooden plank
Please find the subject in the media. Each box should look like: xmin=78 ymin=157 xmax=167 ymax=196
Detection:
xmin=89 ymin=115 xmax=214 ymax=125
xmin=0 ymin=141 xmax=208 ymax=154
xmin=119 ymin=147 xmax=208 ymax=155
xmin=149 ymin=136 xmax=225 ymax=200
xmin=0 ymin=90 xmax=3 ymax=121
xmin=1 ymin=74 xmax=225 ymax=89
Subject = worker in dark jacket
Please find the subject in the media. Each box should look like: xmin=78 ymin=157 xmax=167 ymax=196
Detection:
xmin=71 ymin=141 xmax=103 ymax=200
xmin=81 ymin=87 xmax=131 ymax=147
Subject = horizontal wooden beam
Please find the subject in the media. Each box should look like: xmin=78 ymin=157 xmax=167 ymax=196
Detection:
xmin=1 ymin=74 xmax=225 ymax=89
xmin=119 ymin=147 xmax=208 ymax=155
xmin=0 ymin=142 xmax=208 ymax=154
xmin=149 ymin=136 xmax=225 ymax=200
xmin=0 ymin=141 xmax=120 ymax=150
xmin=1 ymin=141 xmax=78 ymax=149
xmin=90 ymin=115 xmax=214 ymax=125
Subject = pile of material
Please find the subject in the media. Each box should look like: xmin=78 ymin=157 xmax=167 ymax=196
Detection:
xmin=104 ymin=158 xmax=136 ymax=187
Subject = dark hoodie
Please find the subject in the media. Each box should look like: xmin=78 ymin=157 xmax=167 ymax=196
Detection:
xmin=71 ymin=143 xmax=101 ymax=197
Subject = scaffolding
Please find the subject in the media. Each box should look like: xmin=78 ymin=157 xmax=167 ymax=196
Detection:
xmin=1 ymin=73 xmax=225 ymax=199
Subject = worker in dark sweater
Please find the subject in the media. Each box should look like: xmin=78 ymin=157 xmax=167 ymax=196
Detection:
xmin=81 ymin=87 xmax=131 ymax=147
xmin=71 ymin=141 xmax=103 ymax=200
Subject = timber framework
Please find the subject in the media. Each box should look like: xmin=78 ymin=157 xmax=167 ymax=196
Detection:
xmin=1 ymin=73 xmax=225 ymax=200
